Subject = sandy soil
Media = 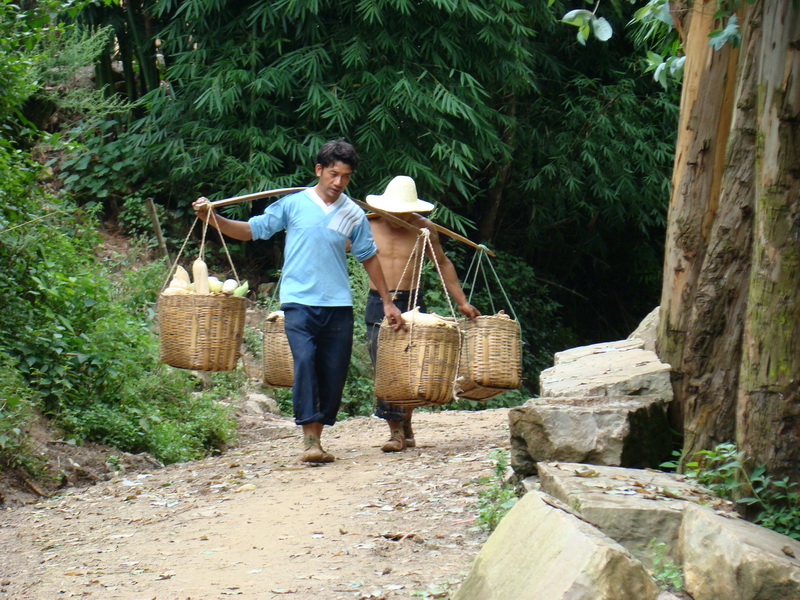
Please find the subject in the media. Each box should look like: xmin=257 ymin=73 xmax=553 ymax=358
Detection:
xmin=0 ymin=407 xmax=511 ymax=600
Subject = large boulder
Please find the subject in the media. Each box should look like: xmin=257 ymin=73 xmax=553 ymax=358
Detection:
xmin=628 ymin=306 xmax=660 ymax=354
xmin=452 ymin=490 xmax=660 ymax=600
xmin=509 ymin=395 xmax=671 ymax=476
xmin=680 ymin=503 xmax=800 ymax=600
xmin=539 ymin=339 xmax=672 ymax=400
xmin=534 ymin=462 xmax=730 ymax=566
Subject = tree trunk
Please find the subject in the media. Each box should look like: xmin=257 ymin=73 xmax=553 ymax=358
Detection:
xmin=737 ymin=0 xmax=800 ymax=477
xmin=657 ymin=0 xmax=741 ymax=432
xmin=678 ymin=2 xmax=760 ymax=461
xmin=660 ymin=0 xmax=800 ymax=480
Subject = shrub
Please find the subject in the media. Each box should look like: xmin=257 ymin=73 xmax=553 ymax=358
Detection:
xmin=475 ymin=450 xmax=520 ymax=532
xmin=0 ymin=351 xmax=43 ymax=475
xmin=1 ymin=152 xmax=237 ymax=467
xmin=663 ymin=442 xmax=800 ymax=539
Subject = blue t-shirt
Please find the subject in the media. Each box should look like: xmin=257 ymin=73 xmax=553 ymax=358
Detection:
xmin=248 ymin=188 xmax=376 ymax=306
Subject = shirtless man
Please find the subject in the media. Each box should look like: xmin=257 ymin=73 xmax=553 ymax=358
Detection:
xmin=365 ymin=176 xmax=480 ymax=452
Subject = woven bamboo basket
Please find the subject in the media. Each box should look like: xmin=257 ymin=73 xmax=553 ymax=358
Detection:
xmin=263 ymin=311 xmax=294 ymax=388
xmin=455 ymin=313 xmax=522 ymax=401
xmin=158 ymin=293 xmax=247 ymax=371
xmin=374 ymin=314 xmax=461 ymax=407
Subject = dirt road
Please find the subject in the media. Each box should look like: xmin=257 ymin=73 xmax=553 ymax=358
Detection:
xmin=0 ymin=408 xmax=511 ymax=600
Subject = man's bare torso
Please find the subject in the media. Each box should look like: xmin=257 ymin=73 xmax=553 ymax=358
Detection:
xmin=368 ymin=214 xmax=431 ymax=291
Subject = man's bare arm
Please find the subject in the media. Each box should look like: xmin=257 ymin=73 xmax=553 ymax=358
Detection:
xmin=422 ymin=221 xmax=481 ymax=319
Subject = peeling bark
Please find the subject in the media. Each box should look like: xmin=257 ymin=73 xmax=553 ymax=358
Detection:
xmin=658 ymin=0 xmax=741 ymax=430
xmin=680 ymin=0 xmax=759 ymax=462
xmin=659 ymin=0 xmax=800 ymax=480
xmin=738 ymin=0 xmax=800 ymax=477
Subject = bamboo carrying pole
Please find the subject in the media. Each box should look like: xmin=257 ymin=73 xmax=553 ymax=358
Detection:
xmin=208 ymin=187 xmax=307 ymax=209
xmin=206 ymin=187 xmax=494 ymax=256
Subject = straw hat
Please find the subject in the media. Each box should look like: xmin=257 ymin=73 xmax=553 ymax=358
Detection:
xmin=366 ymin=176 xmax=434 ymax=213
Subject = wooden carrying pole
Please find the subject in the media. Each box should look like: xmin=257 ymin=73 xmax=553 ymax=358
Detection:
xmin=206 ymin=187 xmax=493 ymax=256
xmin=432 ymin=223 xmax=495 ymax=257
xmin=359 ymin=202 xmax=495 ymax=257
xmin=208 ymin=187 xmax=307 ymax=209
xmin=207 ymin=186 xmax=422 ymax=234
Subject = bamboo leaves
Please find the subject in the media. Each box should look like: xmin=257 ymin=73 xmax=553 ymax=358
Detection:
xmin=119 ymin=0 xmax=541 ymax=203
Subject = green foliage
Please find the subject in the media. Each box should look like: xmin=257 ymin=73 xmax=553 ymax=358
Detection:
xmin=123 ymin=0 xmax=548 ymax=206
xmin=644 ymin=51 xmax=685 ymax=90
xmin=708 ymin=12 xmax=741 ymax=50
xmin=505 ymin=57 xmax=676 ymax=341
xmin=563 ymin=0 xmax=749 ymax=89
xmin=644 ymin=538 xmax=684 ymax=591
xmin=0 ymin=136 xmax=236 ymax=467
xmin=0 ymin=351 xmax=44 ymax=475
xmin=50 ymin=117 xmax=148 ymax=212
xmin=663 ymin=442 xmax=800 ymax=539
xmin=59 ymin=369 xmax=236 ymax=464
xmin=107 ymin=249 xmax=169 ymax=317
xmin=31 ymin=25 xmax=133 ymax=116
xmin=0 ymin=6 xmax=37 ymax=127
xmin=475 ymin=450 xmax=520 ymax=532
xmin=446 ymin=388 xmax=531 ymax=411
xmin=242 ymin=325 xmax=263 ymax=361
xmin=561 ymin=8 xmax=613 ymax=45
xmin=271 ymin=387 xmax=294 ymax=417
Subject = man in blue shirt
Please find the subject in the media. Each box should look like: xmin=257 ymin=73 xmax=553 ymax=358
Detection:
xmin=193 ymin=139 xmax=402 ymax=463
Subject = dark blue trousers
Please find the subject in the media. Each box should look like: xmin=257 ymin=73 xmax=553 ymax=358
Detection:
xmin=282 ymin=303 xmax=353 ymax=426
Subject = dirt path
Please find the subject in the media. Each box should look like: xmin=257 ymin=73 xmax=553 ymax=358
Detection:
xmin=0 ymin=408 xmax=510 ymax=600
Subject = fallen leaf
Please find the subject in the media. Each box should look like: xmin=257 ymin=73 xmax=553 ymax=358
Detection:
xmin=574 ymin=468 xmax=599 ymax=478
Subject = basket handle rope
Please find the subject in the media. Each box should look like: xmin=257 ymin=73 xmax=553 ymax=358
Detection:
xmin=390 ymin=230 xmax=423 ymax=304
xmin=465 ymin=245 xmax=520 ymax=323
xmin=161 ymin=217 xmax=199 ymax=292
xmin=160 ymin=208 xmax=242 ymax=292
xmin=388 ymin=228 xmax=463 ymax=401
xmin=392 ymin=228 xmax=460 ymax=324
xmin=418 ymin=228 xmax=465 ymax=402
xmin=205 ymin=207 xmax=242 ymax=284
xmin=463 ymin=246 xmax=526 ymax=354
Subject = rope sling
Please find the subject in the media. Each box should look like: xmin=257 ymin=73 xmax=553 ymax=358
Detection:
xmin=374 ymin=228 xmax=463 ymax=407
xmin=157 ymin=207 xmax=248 ymax=371
xmin=456 ymin=246 xmax=524 ymax=401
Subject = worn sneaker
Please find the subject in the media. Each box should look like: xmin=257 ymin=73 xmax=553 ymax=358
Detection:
xmin=381 ymin=428 xmax=406 ymax=452
xmin=403 ymin=421 xmax=416 ymax=448
xmin=300 ymin=434 xmax=335 ymax=463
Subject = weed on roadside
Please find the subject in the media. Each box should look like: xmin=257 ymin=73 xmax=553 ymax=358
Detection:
xmin=644 ymin=538 xmax=684 ymax=592
xmin=663 ymin=442 xmax=800 ymax=539
xmin=474 ymin=449 xmax=520 ymax=532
